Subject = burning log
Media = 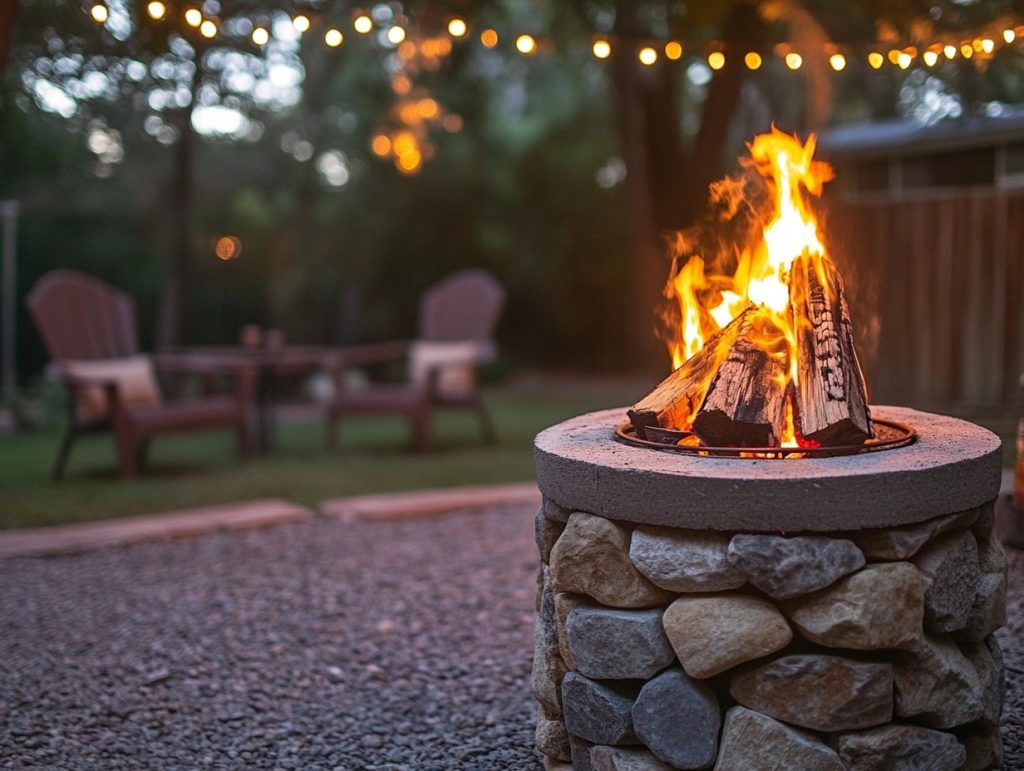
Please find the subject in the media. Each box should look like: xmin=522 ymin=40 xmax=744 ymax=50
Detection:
xmin=691 ymin=309 xmax=789 ymax=447
xmin=789 ymin=255 xmax=873 ymax=446
xmin=628 ymin=308 xmax=753 ymax=439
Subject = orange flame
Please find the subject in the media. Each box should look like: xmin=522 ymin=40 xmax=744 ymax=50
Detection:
xmin=664 ymin=128 xmax=836 ymax=447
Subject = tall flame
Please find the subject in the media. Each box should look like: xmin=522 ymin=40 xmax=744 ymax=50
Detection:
xmin=664 ymin=128 xmax=836 ymax=446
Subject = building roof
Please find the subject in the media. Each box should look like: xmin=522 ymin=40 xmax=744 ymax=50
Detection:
xmin=818 ymin=108 xmax=1024 ymax=161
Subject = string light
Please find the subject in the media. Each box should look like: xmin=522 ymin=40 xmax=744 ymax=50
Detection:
xmin=447 ymin=18 xmax=467 ymax=38
xmin=944 ymin=45 xmax=957 ymax=59
xmin=1004 ymin=29 xmax=1017 ymax=44
xmin=146 ymin=1 xmax=166 ymax=20
xmin=708 ymin=51 xmax=725 ymax=70
xmin=638 ymin=46 xmax=657 ymax=65
xmin=252 ymin=27 xmax=269 ymax=45
xmin=887 ymin=49 xmax=901 ymax=65
xmin=214 ymin=236 xmax=242 ymax=261
xmin=744 ymin=51 xmax=762 ymax=70
xmin=981 ymin=38 xmax=995 ymax=54
xmin=961 ymin=43 xmax=974 ymax=58
xmin=829 ymin=53 xmax=846 ymax=71
xmin=199 ymin=19 xmax=217 ymax=38
xmin=353 ymin=14 xmax=372 ymax=34
xmin=923 ymin=50 xmax=939 ymax=66
xmin=785 ymin=52 xmax=802 ymax=69
xmin=480 ymin=29 xmax=498 ymax=48
xmin=387 ymin=26 xmax=405 ymax=44
xmin=184 ymin=8 xmax=202 ymax=27
xmin=325 ymin=28 xmax=344 ymax=47
xmin=868 ymin=52 xmax=884 ymax=69
xmin=592 ymin=39 xmax=611 ymax=59
xmin=515 ymin=34 xmax=536 ymax=55
xmin=897 ymin=51 xmax=912 ymax=68
xmin=89 ymin=3 xmax=108 ymax=22
xmin=293 ymin=14 xmax=310 ymax=33
xmin=371 ymin=134 xmax=391 ymax=157
xmin=664 ymin=41 xmax=683 ymax=60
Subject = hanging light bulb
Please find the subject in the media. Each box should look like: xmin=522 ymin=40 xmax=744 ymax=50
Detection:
xmin=944 ymin=44 xmax=957 ymax=59
xmin=515 ymin=34 xmax=536 ymax=55
xmin=664 ymin=41 xmax=683 ymax=60
xmin=353 ymin=14 xmax=373 ymax=34
xmin=386 ymin=26 xmax=405 ymax=44
xmin=252 ymin=27 xmax=270 ymax=45
xmin=184 ymin=8 xmax=202 ymax=26
xmin=146 ymin=1 xmax=166 ymax=20
xmin=592 ymin=39 xmax=611 ymax=59
xmin=707 ymin=51 xmax=725 ymax=70
xmin=785 ymin=52 xmax=802 ymax=70
xmin=923 ymin=50 xmax=939 ymax=66
xmin=744 ymin=52 xmax=762 ymax=70
xmin=293 ymin=15 xmax=310 ymax=33
xmin=199 ymin=19 xmax=217 ymax=38
xmin=325 ymin=28 xmax=344 ymax=47
xmin=89 ymin=3 xmax=109 ymax=22
xmin=829 ymin=53 xmax=846 ymax=71
xmin=868 ymin=52 xmax=884 ymax=69
xmin=447 ymin=18 xmax=467 ymax=37
xmin=638 ymin=46 xmax=657 ymax=65
xmin=1003 ymin=29 xmax=1016 ymax=44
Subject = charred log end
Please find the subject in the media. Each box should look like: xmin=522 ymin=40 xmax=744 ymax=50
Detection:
xmin=627 ymin=408 xmax=661 ymax=440
xmin=802 ymin=416 xmax=874 ymax=447
xmin=692 ymin=408 xmax=775 ymax=447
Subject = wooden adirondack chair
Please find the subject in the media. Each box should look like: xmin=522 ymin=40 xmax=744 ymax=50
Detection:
xmin=325 ymin=269 xmax=505 ymax=451
xmin=27 ymin=270 xmax=256 ymax=479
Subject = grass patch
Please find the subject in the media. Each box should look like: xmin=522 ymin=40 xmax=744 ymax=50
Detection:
xmin=0 ymin=378 xmax=647 ymax=530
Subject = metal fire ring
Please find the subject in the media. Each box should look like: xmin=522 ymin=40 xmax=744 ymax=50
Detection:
xmin=615 ymin=417 xmax=917 ymax=459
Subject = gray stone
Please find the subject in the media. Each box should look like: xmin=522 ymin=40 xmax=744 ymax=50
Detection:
xmin=959 ymin=572 xmax=1008 ymax=644
xmin=986 ymin=634 xmax=1006 ymax=708
xmin=962 ymin=638 xmax=1003 ymax=724
xmin=912 ymin=530 xmax=981 ymax=633
xmin=893 ymin=635 xmax=984 ymax=728
xmin=662 ymin=595 xmax=792 ymax=678
xmin=543 ymin=496 xmax=572 ymax=523
xmin=852 ymin=507 xmax=979 ymax=560
xmin=631 ymin=669 xmax=720 ymax=770
xmin=713 ymin=706 xmax=844 ymax=771
xmin=554 ymin=592 xmax=588 ymax=669
xmin=537 ymin=507 xmax=566 ymax=563
xmin=833 ymin=724 xmax=966 ymax=771
xmin=727 ymin=535 xmax=865 ymax=599
xmin=974 ymin=517 xmax=1007 ymax=574
xmin=730 ymin=654 xmax=892 ymax=732
xmin=957 ymin=721 xmax=1003 ymax=771
xmin=561 ymin=672 xmax=637 ymax=746
xmin=569 ymin=735 xmax=596 ymax=771
xmin=566 ymin=607 xmax=674 ymax=680
xmin=536 ymin=707 xmax=571 ymax=761
xmin=532 ymin=581 xmax=568 ymax=715
xmin=629 ymin=527 xmax=745 ymax=592
xmin=534 ymin=406 xmax=1003 ymax=532
xmin=590 ymin=746 xmax=674 ymax=771
xmin=549 ymin=513 xmax=673 ymax=609
xmin=787 ymin=562 xmax=925 ymax=650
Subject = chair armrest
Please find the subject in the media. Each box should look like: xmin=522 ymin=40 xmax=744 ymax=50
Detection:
xmin=152 ymin=350 xmax=256 ymax=376
xmin=331 ymin=341 xmax=412 ymax=367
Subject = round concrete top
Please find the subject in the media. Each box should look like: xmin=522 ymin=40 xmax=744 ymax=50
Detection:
xmin=534 ymin=406 xmax=1002 ymax=532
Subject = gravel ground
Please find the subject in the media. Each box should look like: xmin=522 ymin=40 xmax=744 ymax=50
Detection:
xmin=0 ymin=506 xmax=1021 ymax=770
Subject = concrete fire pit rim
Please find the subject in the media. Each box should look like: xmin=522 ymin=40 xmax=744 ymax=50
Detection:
xmin=534 ymin=405 xmax=1002 ymax=532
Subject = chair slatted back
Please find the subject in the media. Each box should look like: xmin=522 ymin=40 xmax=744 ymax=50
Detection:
xmin=27 ymin=270 xmax=139 ymax=362
xmin=418 ymin=269 xmax=505 ymax=343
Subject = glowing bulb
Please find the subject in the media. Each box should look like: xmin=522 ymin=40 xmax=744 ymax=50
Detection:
xmin=89 ymin=3 xmax=108 ymax=22
xmin=664 ymin=41 xmax=683 ymax=60
xmin=252 ymin=27 xmax=269 ymax=45
xmin=214 ymin=236 xmax=242 ymax=261
xmin=744 ymin=51 xmax=762 ymax=70
xmin=293 ymin=15 xmax=310 ymax=33
xmin=353 ymin=15 xmax=372 ymax=34
xmin=184 ymin=8 xmax=202 ymax=26
xmin=592 ymin=39 xmax=611 ymax=59
xmin=981 ymin=38 xmax=995 ymax=54
xmin=785 ymin=52 xmax=802 ymax=70
xmin=325 ymin=28 xmax=343 ymax=47
xmin=923 ymin=50 xmax=938 ymax=66
xmin=944 ymin=45 xmax=957 ymax=59
xmin=199 ymin=19 xmax=217 ymax=38
xmin=386 ymin=26 xmax=405 ymax=44
xmin=829 ymin=53 xmax=846 ymax=71
xmin=371 ymin=134 xmax=391 ymax=157
xmin=638 ymin=46 xmax=657 ymax=65
xmin=897 ymin=51 xmax=912 ymax=69
xmin=515 ymin=34 xmax=536 ymax=55
xmin=1004 ymin=29 xmax=1016 ymax=44
xmin=708 ymin=51 xmax=725 ymax=70
xmin=447 ymin=18 xmax=467 ymax=37
xmin=887 ymin=49 xmax=901 ymax=65
xmin=146 ymin=1 xmax=166 ymax=20
xmin=961 ymin=43 xmax=973 ymax=59
xmin=480 ymin=29 xmax=498 ymax=48
xmin=868 ymin=52 xmax=884 ymax=69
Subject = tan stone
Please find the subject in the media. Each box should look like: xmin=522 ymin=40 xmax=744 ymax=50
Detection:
xmin=663 ymin=595 xmax=792 ymax=678
xmin=893 ymin=635 xmax=984 ymax=728
xmin=787 ymin=563 xmax=925 ymax=650
xmin=714 ymin=706 xmax=845 ymax=771
xmin=852 ymin=507 xmax=979 ymax=561
xmin=549 ymin=513 xmax=672 ymax=609
xmin=553 ymin=592 xmax=588 ymax=669
xmin=535 ymin=706 xmax=570 ymax=762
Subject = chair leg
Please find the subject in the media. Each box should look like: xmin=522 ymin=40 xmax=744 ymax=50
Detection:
xmin=411 ymin=409 xmax=432 ymax=452
xmin=326 ymin=409 xmax=340 ymax=450
xmin=474 ymin=398 xmax=498 ymax=445
xmin=237 ymin=415 xmax=254 ymax=459
xmin=114 ymin=429 xmax=140 ymax=479
xmin=52 ymin=424 xmax=76 ymax=481
xmin=136 ymin=439 xmax=150 ymax=473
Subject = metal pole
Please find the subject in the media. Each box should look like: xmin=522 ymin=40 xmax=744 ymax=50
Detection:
xmin=1 ymin=200 xmax=18 ymax=402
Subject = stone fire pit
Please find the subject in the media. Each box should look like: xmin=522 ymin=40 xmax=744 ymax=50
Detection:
xmin=531 ymin=406 xmax=1006 ymax=771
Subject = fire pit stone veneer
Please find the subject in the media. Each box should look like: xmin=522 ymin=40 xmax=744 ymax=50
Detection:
xmin=531 ymin=406 xmax=1006 ymax=771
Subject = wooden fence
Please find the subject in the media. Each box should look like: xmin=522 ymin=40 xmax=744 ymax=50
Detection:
xmin=824 ymin=189 xmax=1024 ymax=410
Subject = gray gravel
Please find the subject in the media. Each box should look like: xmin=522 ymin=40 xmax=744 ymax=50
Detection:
xmin=0 ymin=506 xmax=1021 ymax=770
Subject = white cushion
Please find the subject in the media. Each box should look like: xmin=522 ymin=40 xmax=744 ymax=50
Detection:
xmin=64 ymin=355 xmax=162 ymax=421
xmin=408 ymin=341 xmax=480 ymax=399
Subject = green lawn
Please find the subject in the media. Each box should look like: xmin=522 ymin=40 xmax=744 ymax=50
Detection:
xmin=0 ymin=378 xmax=647 ymax=530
